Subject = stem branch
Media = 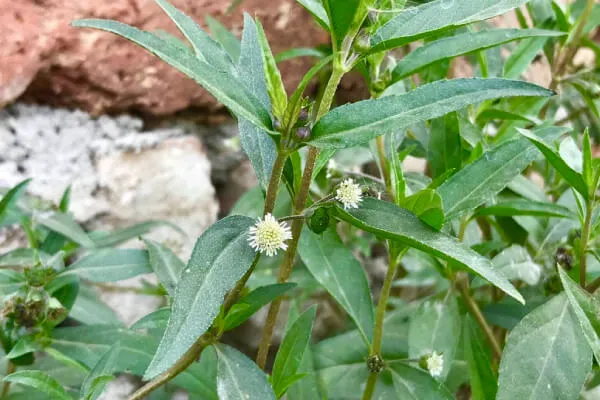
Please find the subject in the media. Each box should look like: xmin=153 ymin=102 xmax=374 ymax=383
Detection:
xmin=580 ymin=198 xmax=594 ymax=288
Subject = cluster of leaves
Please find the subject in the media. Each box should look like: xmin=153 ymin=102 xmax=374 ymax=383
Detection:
xmin=1 ymin=0 xmax=600 ymax=399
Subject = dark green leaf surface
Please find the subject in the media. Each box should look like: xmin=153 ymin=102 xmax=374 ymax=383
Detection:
xmin=298 ymin=228 xmax=375 ymax=342
xmin=463 ymin=316 xmax=497 ymax=400
xmin=0 ymin=179 xmax=30 ymax=226
xmin=62 ymin=249 xmax=151 ymax=282
xmin=145 ymin=216 xmax=256 ymax=379
xmin=428 ymin=112 xmax=461 ymax=180
xmin=2 ymin=371 xmax=72 ymax=400
xmin=72 ymin=19 xmax=271 ymax=131
xmin=214 ymin=344 xmax=276 ymax=400
xmin=392 ymin=29 xmax=563 ymax=81
xmin=223 ymin=283 xmax=296 ymax=331
xmin=334 ymin=198 xmax=523 ymax=303
xmin=438 ymin=126 xmax=568 ymax=220
xmin=310 ymin=78 xmax=554 ymax=149
xmin=272 ymin=306 xmax=316 ymax=398
xmin=497 ymin=294 xmax=592 ymax=400
xmin=371 ymin=0 xmax=530 ymax=52
xmin=475 ymin=199 xmax=577 ymax=219
xmin=324 ymin=0 xmax=365 ymax=48
xmin=143 ymin=239 xmax=184 ymax=297
xmin=387 ymin=362 xmax=454 ymax=399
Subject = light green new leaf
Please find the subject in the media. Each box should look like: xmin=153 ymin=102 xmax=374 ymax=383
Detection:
xmin=214 ymin=344 xmax=276 ymax=400
xmin=272 ymin=306 xmax=316 ymax=398
xmin=323 ymin=0 xmax=366 ymax=49
xmin=80 ymin=344 xmax=120 ymax=400
xmin=497 ymin=294 xmax=592 ymax=400
xmin=408 ymin=295 xmax=461 ymax=380
xmin=143 ymin=239 xmax=184 ymax=297
xmin=333 ymin=198 xmax=523 ymax=303
xmin=2 ymin=371 xmax=72 ymax=400
xmin=387 ymin=362 xmax=454 ymax=400
xmin=206 ymin=15 xmax=241 ymax=62
xmin=223 ymin=283 xmax=296 ymax=331
xmin=297 ymin=0 xmax=330 ymax=30
xmin=558 ymin=267 xmax=600 ymax=365
xmin=519 ymin=128 xmax=589 ymax=199
xmin=392 ymin=28 xmax=564 ymax=81
xmin=36 ymin=211 xmax=96 ymax=248
xmin=130 ymin=307 xmax=170 ymax=331
xmin=0 ymin=179 xmax=30 ymax=226
xmin=310 ymin=78 xmax=554 ymax=149
xmin=475 ymin=199 xmax=578 ymax=219
xmin=401 ymin=189 xmax=445 ymax=230
xmin=145 ymin=216 xmax=256 ymax=379
xmin=61 ymin=249 xmax=151 ymax=282
xmin=371 ymin=0 xmax=531 ymax=52
xmin=256 ymin=19 xmax=287 ymax=119
xmin=438 ymin=126 xmax=569 ymax=220
xmin=72 ymin=19 xmax=271 ymax=131
xmin=503 ymin=36 xmax=550 ymax=79
xmin=463 ymin=316 xmax=497 ymax=400
xmin=0 ymin=248 xmax=39 ymax=268
xmin=298 ymin=228 xmax=375 ymax=343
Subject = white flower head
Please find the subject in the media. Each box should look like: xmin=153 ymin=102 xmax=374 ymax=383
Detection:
xmin=248 ymin=213 xmax=292 ymax=257
xmin=426 ymin=351 xmax=444 ymax=378
xmin=335 ymin=178 xmax=362 ymax=209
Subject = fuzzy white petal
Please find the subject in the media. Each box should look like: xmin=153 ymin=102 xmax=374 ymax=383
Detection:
xmin=247 ymin=213 xmax=292 ymax=256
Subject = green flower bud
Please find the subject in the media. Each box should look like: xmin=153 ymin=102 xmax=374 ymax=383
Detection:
xmin=308 ymin=208 xmax=330 ymax=234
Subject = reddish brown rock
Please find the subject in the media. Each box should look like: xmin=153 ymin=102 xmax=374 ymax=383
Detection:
xmin=1 ymin=0 xmax=328 ymax=116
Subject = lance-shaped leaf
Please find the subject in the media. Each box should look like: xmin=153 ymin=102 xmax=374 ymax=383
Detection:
xmin=324 ymin=0 xmax=367 ymax=49
xmin=310 ymin=78 xmax=554 ymax=149
xmin=475 ymin=199 xmax=578 ymax=219
xmin=438 ymin=126 xmax=569 ymax=220
xmin=72 ymin=19 xmax=271 ymax=131
xmin=143 ymin=239 xmax=185 ymax=297
xmin=298 ymin=228 xmax=375 ymax=343
xmin=333 ymin=198 xmax=523 ymax=303
xmin=80 ymin=344 xmax=120 ymax=400
xmin=497 ymin=294 xmax=592 ymax=400
xmin=145 ymin=216 xmax=256 ymax=379
xmin=297 ymin=0 xmax=330 ymax=30
xmin=91 ymin=221 xmax=182 ymax=248
xmin=36 ymin=211 xmax=96 ymax=248
xmin=371 ymin=0 xmax=531 ymax=52
xmin=558 ymin=267 xmax=600 ymax=365
xmin=463 ymin=316 xmax=497 ymax=400
xmin=392 ymin=29 xmax=564 ymax=81
xmin=206 ymin=15 xmax=241 ymax=62
xmin=61 ymin=249 xmax=151 ymax=282
xmin=256 ymin=18 xmax=287 ymax=119
xmin=387 ymin=362 xmax=454 ymax=400
xmin=214 ymin=344 xmax=276 ymax=400
xmin=2 ymin=371 xmax=72 ymax=400
xmin=0 ymin=179 xmax=30 ymax=226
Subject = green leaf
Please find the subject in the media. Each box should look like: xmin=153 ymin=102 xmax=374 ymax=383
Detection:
xmin=206 ymin=15 xmax=241 ymax=62
xmin=371 ymin=0 xmax=531 ymax=53
xmin=310 ymin=78 xmax=554 ymax=149
xmin=223 ymin=283 xmax=296 ymax=331
xmin=463 ymin=316 xmax=497 ymax=400
xmin=143 ymin=239 xmax=184 ymax=297
xmin=36 ymin=211 xmax=96 ymax=248
xmin=272 ymin=306 xmax=316 ymax=398
xmin=91 ymin=221 xmax=181 ymax=248
xmin=0 ymin=269 xmax=26 ymax=297
xmin=69 ymin=284 xmax=121 ymax=326
xmin=274 ymin=47 xmax=327 ymax=63
xmin=0 ymin=179 xmax=30 ymax=226
xmin=475 ymin=199 xmax=578 ymax=219
xmin=401 ymin=189 xmax=445 ymax=230
xmin=145 ymin=216 xmax=256 ymax=379
xmin=61 ymin=249 xmax=151 ymax=282
xmin=72 ymin=19 xmax=271 ymax=131
xmin=387 ymin=362 xmax=454 ymax=400
xmin=7 ymin=335 xmax=44 ymax=360
xmin=582 ymin=128 xmax=595 ymax=192
xmin=298 ymin=228 xmax=375 ymax=343
xmin=392 ymin=29 xmax=564 ymax=81
xmin=153 ymin=0 xmax=236 ymax=73
xmin=438 ymin=125 xmax=569 ymax=220
xmin=256 ymin=18 xmax=287 ymax=119
xmin=323 ymin=0 xmax=366 ymax=49
xmin=238 ymin=119 xmax=277 ymax=191
xmin=503 ymin=36 xmax=550 ymax=79
xmin=428 ymin=112 xmax=461 ymax=180
xmin=558 ymin=266 xmax=600 ymax=365
xmin=333 ymin=198 xmax=524 ymax=303
xmin=80 ymin=344 xmax=120 ymax=400
xmin=214 ymin=344 xmax=276 ymax=400
xmin=2 ymin=371 xmax=72 ymax=400
xmin=297 ymin=0 xmax=330 ymax=30
xmin=489 ymin=245 xmax=541 ymax=286
xmin=131 ymin=307 xmax=170 ymax=331
xmin=519 ymin=128 xmax=589 ymax=199
xmin=51 ymin=325 xmax=217 ymax=398
xmin=497 ymin=294 xmax=592 ymax=400
xmin=408 ymin=295 xmax=461 ymax=380
xmin=0 ymin=248 xmax=39 ymax=268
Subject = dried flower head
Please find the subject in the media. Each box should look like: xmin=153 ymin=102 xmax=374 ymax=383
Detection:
xmin=248 ymin=213 xmax=292 ymax=256
xmin=336 ymin=178 xmax=362 ymax=209
xmin=426 ymin=351 xmax=444 ymax=378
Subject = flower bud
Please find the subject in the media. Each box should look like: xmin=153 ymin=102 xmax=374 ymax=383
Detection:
xmin=366 ymin=354 xmax=384 ymax=373
xmin=295 ymin=126 xmax=311 ymax=141
xmin=555 ymin=247 xmax=574 ymax=270
xmin=273 ymin=119 xmax=282 ymax=131
xmin=353 ymin=34 xmax=371 ymax=53
xmin=298 ymin=108 xmax=309 ymax=122
xmin=308 ymin=208 xmax=330 ymax=234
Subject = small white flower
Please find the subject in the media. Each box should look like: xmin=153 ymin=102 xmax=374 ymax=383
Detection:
xmin=248 ymin=213 xmax=292 ymax=257
xmin=426 ymin=352 xmax=444 ymax=378
xmin=335 ymin=178 xmax=362 ymax=209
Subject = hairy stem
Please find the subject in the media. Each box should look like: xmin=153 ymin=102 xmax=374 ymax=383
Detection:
xmin=580 ymin=198 xmax=594 ymax=288
xmin=256 ymin=65 xmax=345 ymax=369
xmin=127 ymin=150 xmax=288 ymax=400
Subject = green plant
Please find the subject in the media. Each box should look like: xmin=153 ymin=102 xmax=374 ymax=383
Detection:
xmin=2 ymin=0 xmax=600 ymax=398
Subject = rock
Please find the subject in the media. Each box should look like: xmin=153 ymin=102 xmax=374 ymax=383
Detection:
xmin=0 ymin=0 xmax=328 ymax=116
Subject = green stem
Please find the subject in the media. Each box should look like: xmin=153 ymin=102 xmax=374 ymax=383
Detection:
xmin=127 ymin=151 xmax=288 ymax=400
xmin=580 ymin=198 xmax=594 ymax=288
xmin=2 ymin=361 xmax=15 ymax=398
xmin=256 ymin=65 xmax=346 ymax=369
